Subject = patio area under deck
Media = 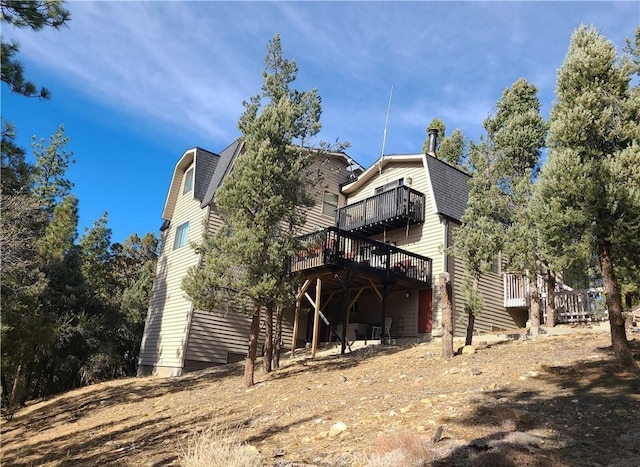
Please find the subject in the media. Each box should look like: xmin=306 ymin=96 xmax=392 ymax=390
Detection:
xmin=289 ymin=227 xmax=432 ymax=357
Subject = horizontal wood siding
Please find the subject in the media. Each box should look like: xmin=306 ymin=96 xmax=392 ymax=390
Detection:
xmin=447 ymin=224 xmax=520 ymax=336
xmin=185 ymin=307 xmax=298 ymax=365
xmin=300 ymin=154 xmax=351 ymax=235
xmin=139 ymin=168 xmax=207 ymax=371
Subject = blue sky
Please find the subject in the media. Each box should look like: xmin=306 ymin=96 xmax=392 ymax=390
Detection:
xmin=2 ymin=1 xmax=638 ymax=243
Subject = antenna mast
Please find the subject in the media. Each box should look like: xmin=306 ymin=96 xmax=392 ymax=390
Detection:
xmin=379 ymin=86 xmax=393 ymax=174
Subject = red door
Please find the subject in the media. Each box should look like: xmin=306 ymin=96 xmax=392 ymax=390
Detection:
xmin=418 ymin=288 xmax=433 ymax=333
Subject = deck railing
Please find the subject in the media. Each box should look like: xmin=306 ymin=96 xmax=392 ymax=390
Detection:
xmin=504 ymin=272 xmax=608 ymax=323
xmin=336 ymin=186 xmax=425 ymax=233
xmin=290 ymin=227 xmax=431 ymax=285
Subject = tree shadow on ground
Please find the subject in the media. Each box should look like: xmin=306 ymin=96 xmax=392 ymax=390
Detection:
xmin=270 ymin=343 xmax=408 ymax=382
xmin=2 ymin=362 xmax=245 ymax=434
xmin=430 ymin=340 xmax=640 ymax=467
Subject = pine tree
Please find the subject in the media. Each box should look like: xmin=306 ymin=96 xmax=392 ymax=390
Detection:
xmin=452 ymin=140 xmax=506 ymax=345
xmin=487 ymin=78 xmax=547 ymax=334
xmin=1 ymin=0 xmax=70 ymax=99
xmin=183 ymin=34 xmax=328 ymax=386
xmin=532 ymin=26 xmax=640 ymax=367
xmin=422 ymin=117 xmax=466 ymax=169
xmin=31 ymin=125 xmax=74 ymax=215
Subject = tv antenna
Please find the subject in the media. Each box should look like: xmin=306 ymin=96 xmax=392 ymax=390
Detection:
xmin=379 ymin=85 xmax=393 ymax=175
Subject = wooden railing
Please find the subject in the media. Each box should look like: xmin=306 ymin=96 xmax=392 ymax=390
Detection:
xmin=290 ymin=227 xmax=431 ymax=285
xmin=336 ymin=186 xmax=425 ymax=233
xmin=504 ymin=272 xmax=608 ymax=323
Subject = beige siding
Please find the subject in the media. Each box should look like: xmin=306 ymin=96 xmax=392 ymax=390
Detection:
xmin=138 ymin=164 xmax=207 ymax=373
xmin=300 ymin=154 xmax=351 ymax=235
xmin=344 ymin=160 xmax=444 ymax=335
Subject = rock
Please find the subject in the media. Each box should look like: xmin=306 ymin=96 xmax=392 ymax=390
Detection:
xmin=458 ymin=345 xmax=476 ymax=355
xmin=272 ymin=448 xmax=285 ymax=457
xmin=518 ymin=376 xmax=528 ymax=381
xmin=400 ymin=404 xmax=412 ymax=413
xmin=339 ymin=374 xmax=347 ymax=383
xmin=328 ymin=421 xmax=347 ymax=437
xmin=527 ymin=371 xmax=539 ymax=377
xmin=470 ymin=368 xmax=483 ymax=376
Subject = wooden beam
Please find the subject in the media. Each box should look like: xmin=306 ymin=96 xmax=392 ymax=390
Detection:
xmin=349 ymin=288 xmax=364 ymax=310
xmin=296 ymin=279 xmax=313 ymax=301
xmin=311 ymin=278 xmax=322 ymax=358
xmin=368 ymin=278 xmax=383 ymax=303
xmin=291 ymin=297 xmax=301 ymax=358
xmin=304 ymin=292 xmax=316 ymax=309
xmin=320 ymin=292 xmax=335 ymax=312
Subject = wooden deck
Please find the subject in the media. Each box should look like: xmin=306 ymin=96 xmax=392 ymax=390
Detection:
xmin=336 ymin=186 xmax=425 ymax=235
xmin=290 ymin=227 xmax=431 ymax=286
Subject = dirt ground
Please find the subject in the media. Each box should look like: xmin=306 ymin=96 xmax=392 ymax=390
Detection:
xmin=2 ymin=324 xmax=639 ymax=467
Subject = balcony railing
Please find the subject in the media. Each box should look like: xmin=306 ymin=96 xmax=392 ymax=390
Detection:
xmin=336 ymin=186 xmax=425 ymax=235
xmin=291 ymin=227 xmax=431 ymax=285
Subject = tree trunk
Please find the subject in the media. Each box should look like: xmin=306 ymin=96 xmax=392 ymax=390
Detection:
xmin=10 ymin=359 xmax=24 ymax=410
xmin=545 ymin=270 xmax=556 ymax=327
xmin=599 ymin=242 xmax=635 ymax=367
xmin=245 ymin=306 xmax=261 ymax=387
xmin=263 ymin=304 xmax=273 ymax=373
xmin=439 ymin=273 xmax=454 ymax=358
xmin=273 ymin=306 xmax=283 ymax=370
xmin=465 ymin=275 xmax=479 ymax=346
xmin=465 ymin=311 xmax=475 ymax=346
xmin=528 ymin=274 xmax=540 ymax=337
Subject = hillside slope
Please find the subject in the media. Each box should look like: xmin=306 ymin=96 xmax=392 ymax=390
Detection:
xmin=2 ymin=326 xmax=639 ymax=466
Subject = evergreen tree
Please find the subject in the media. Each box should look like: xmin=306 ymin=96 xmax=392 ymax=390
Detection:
xmin=532 ymin=26 xmax=640 ymax=367
xmin=422 ymin=117 xmax=467 ymax=169
xmin=487 ymin=78 xmax=547 ymax=333
xmin=31 ymin=124 xmax=74 ymax=215
xmin=452 ymin=140 xmax=506 ymax=345
xmin=183 ymin=34 xmax=329 ymax=386
xmin=1 ymin=120 xmax=32 ymax=195
xmin=1 ymin=0 xmax=70 ymax=99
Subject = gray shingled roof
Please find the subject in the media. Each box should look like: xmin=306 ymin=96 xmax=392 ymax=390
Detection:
xmin=200 ymin=140 xmax=242 ymax=208
xmin=193 ymin=147 xmax=219 ymax=202
xmin=425 ymin=155 xmax=470 ymax=222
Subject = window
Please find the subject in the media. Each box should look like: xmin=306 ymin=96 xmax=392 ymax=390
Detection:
xmin=173 ymin=221 xmax=189 ymax=250
xmin=322 ymin=191 xmax=339 ymax=217
xmin=183 ymin=167 xmax=194 ymax=194
xmin=374 ymin=178 xmax=404 ymax=195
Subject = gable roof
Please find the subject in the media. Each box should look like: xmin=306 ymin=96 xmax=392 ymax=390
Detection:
xmin=200 ymin=139 xmax=243 ymax=208
xmin=341 ymin=153 xmax=471 ymax=222
xmin=424 ymin=155 xmax=470 ymax=222
xmin=161 ymin=147 xmax=220 ymax=221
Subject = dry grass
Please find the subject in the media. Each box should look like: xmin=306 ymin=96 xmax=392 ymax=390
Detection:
xmin=179 ymin=423 xmax=263 ymax=467
xmin=366 ymin=430 xmax=432 ymax=467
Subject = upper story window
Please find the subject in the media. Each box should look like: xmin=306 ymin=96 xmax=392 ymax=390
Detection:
xmin=322 ymin=191 xmax=339 ymax=217
xmin=374 ymin=178 xmax=404 ymax=195
xmin=183 ymin=167 xmax=194 ymax=194
xmin=173 ymin=221 xmax=190 ymax=250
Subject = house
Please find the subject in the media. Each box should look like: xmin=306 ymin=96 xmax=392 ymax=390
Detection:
xmin=138 ymin=133 xmax=531 ymax=376
xmin=137 ymin=141 xmax=359 ymax=376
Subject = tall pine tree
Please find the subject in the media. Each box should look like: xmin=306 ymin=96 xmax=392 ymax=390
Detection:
xmin=532 ymin=26 xmax=640 ymax=367
xmin=183 ymin=34 xmax=329 ymax=386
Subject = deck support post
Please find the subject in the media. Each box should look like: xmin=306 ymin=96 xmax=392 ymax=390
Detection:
xmin=311 ymin=278 xmax=322 ymax=358
xmin=291 ymin=297 xmax=301 ymax=358
xmin=341 ymin=284 xmax=351 ymax=355
xmin=381 ymin=282 xmax=389 ymax=344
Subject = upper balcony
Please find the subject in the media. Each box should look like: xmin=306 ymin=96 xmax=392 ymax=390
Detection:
xmin=336 ymin=186 xmax=425 ymax=235
xmin=290 ymin=227 xmax=432 ymax=286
